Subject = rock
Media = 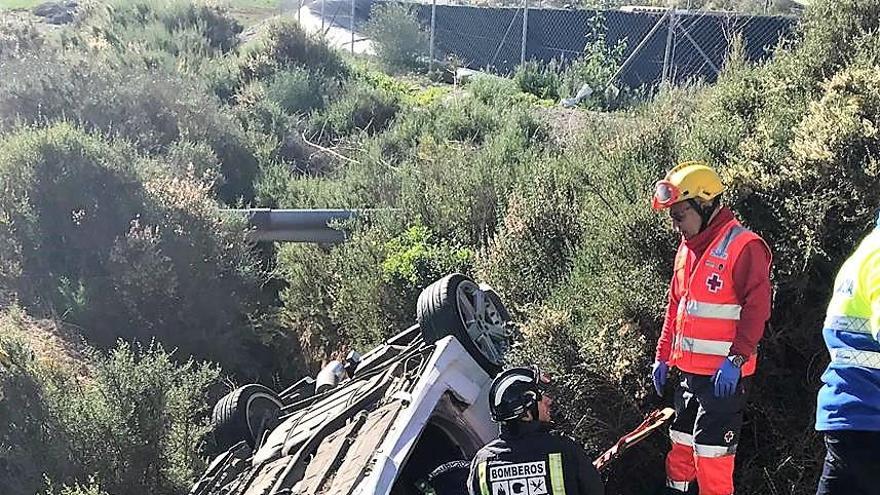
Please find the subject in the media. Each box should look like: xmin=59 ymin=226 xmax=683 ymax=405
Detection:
xmin=31 ymin=0 xmax=78 ymax=25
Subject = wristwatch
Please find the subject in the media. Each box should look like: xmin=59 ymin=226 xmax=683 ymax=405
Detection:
xmin=727 ymin=354 xmax=747 ymax=368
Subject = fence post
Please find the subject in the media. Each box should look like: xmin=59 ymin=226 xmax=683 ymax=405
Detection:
xmin=661 ymin=7 xmax=676 ymax=85
xmin=298 ymin=0 xmax=302 ymax=24
xmin=350 ymin=0 xmax=356 ymax=55
xmin=520 ymin=0 xmax=528 ymax=65
xmin=321 ymin=0 xmax=326 ymax=31
xmin=430 ymin=0 xmax=437 ymax=71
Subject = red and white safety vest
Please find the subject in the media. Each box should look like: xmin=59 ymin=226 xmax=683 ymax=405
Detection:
xmin=669 ymin=219 xmax=770 ymax=377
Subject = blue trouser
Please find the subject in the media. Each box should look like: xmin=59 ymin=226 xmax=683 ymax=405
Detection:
xmin=816 ymin=430 xmax=880 ymax=495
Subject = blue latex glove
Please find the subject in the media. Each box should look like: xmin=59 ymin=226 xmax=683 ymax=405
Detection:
xmin=651 ymin=361 xmax=668 ymax=396
xmin=713 ymin=359 xmax=741 ymax=398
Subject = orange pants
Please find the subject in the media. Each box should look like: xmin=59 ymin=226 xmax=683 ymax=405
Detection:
xmin=666 ymin=441 xmax=735 ymax=495
xmin=665 ymin=373 xmax=747 ymax=495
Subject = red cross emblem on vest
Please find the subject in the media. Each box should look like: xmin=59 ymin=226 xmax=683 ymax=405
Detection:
xmin=706 ymin=273 xmax=723 ymax=293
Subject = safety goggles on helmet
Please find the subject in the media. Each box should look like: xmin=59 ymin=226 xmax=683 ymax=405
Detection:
xmin=651 ymin=180 xmax=681 ymax=211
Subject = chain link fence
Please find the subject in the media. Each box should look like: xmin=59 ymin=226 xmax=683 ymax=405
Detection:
xmin=416 ymin=3 xmax=794 ymax=86
xmin=287 ymin=0 xmax=795 ymax=89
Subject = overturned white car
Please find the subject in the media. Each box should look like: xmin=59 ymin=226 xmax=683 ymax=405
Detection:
xmin=190 ymin=273 xmax=513 ymax=495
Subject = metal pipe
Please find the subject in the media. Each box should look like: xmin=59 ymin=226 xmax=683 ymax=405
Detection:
xmin=429 ymin=0 xmax=437 ymax=71
xmin=350 ymin=0 xmax=355 ymax=55
xmin=605 ymin=8 xmax=671 ymax=89
xmin=662 ymin=7 xmax=676 ymax=85
xmin=223 ymin=209 xmax=360 ymax=243
xmin=520 ymin=0 xmax=528 ymax=65
xmin=678 ymin=25 xmax=720 ymax=76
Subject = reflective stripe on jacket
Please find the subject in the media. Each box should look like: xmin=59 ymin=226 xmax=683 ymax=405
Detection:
xmin=467 ymin=423 xmax=603 ymax=495
xmin=816 ymin=228 xmax=880 ymax=431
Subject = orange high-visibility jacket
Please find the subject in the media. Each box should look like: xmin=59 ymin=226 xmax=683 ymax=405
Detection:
xmin=668 ymin=219 xmax=771 ymax=377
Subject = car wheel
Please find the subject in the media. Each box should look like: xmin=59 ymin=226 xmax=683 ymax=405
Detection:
xmin=417 ymin=274 xmax=512 ymax=376
xmin=478 ymin=283 xmax=511 ymax=324
xmin=212 ymin=384 xmax=282 ymax=450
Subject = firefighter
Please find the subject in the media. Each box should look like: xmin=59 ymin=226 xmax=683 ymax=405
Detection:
xmin=650 ymin=161 xmax=772 ymax=495
xmin=421 ymin=460 xmax=471 ymax=495
xmin=814 ymin=213 xmax=880 ymax=495
xmin=467 ymin=366 xmax=604 ymax=495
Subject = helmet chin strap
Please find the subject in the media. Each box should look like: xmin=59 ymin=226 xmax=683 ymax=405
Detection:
xmin=688 ymin=198 xmax=720 ymax=233
xmin=528 ymin=400 xmax=540 ymax=422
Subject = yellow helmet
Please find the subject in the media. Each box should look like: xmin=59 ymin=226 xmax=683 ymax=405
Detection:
xmin=651 ymin=161 xmax=724 ymax=211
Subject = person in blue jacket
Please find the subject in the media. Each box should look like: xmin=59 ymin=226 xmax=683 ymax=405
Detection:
xmin=815 ymin=214 xmax=880 ymax=495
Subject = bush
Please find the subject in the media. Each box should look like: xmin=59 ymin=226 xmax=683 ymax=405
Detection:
xmin=46 ymin=477 xmax=109 ymax=495
xmin=0 ymin=53 xmax=258 ymax=202
xmin=46 ymin=479 xmax=110 ymax=495
xmin=0 ymin=17 xmax=43 ymax=61
xmin=78 ymin=0 xmax=243 ymax=56
xmin=232 ymin=80 xmax=293 ymax=163
xmin=0 ymin=311 xmax=220 ymax=495
xmin=274 ymin=223 xmax=393 ymax=369
xmin=308 ymin=80 xmax=401 ymax=141
xmin=467 ymin=74 xmax=521 ymax=105
xmin=0 ymin=124 xmax=272 ymax=377
xmin=265 ymin=67 xmax=326 ymax=115
xmin=47 ymin=342 xmax=219 ymax=494
xmin=241 ymin=19 xmax=347 ymax=79
xmin=476 ymin=169 xmax=584 ymax=310
xmin=273 ymin=218 xmax=475 ymax=369
xmin=364 ymin=3 xmax=429 ymax=70
xmin=381 ymin=224 xmax=474 ymax=317
xmin=559 ymin=14 xmax=627 ymax=110
xmin=0 ymin=313 xmax=70 ymax=495
xmin=431 ymin=94 xmax=500 ymax=144
xmin=514 ymin=59 xmax=563 ymax=101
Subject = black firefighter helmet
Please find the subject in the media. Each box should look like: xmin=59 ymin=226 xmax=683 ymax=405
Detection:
xmin=488 ymin=366 xmax=551 ymax=423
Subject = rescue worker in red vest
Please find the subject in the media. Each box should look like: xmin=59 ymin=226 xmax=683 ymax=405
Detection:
xmin=650 ymin=161 xmax=772 ymax=495
xmin=467 ymin=366 xmax=604 ymax=495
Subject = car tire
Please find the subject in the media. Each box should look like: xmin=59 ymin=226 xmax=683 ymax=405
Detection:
xmin=417 ymin=274 xmax=511 ymax=376
xmin=212 ymin=384 xmax=283 ymax=450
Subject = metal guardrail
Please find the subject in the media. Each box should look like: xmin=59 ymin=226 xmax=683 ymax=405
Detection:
xmin=223 ymin=209 xmax=359 ymax=243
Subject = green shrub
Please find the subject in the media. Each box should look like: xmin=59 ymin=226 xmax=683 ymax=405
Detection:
xmin=0 ymin=53 xmax=258 ymax=202
xmin=273 ymin=218 xmax=474 ymax=367
xmin=514 ymin=60 xmax=563 ymax=101
xmin=364 ymin=3 xmax=429 ymax=70
xmin=242 ymin=18 xmax=347 ymax=78
xmin=49 ymin=342 xmax=218 ymax=494
xmin=201 ymin=54 xmax=245 ymax=102
xmin=476 ymin=169 xmax=584 ymax=310
xmin=233 ymin=80 xmax=292 ymax=163
xmin=79 ymin=0 xmax=243 ymax=55
xmin=46 ymin=478 xmax=110 ymax=495
xmin=0 ymin=309 xmax=219 ymax=495
xmin=381 ymin=224 xmax=474 ymax=319
xmin=0 ymin=17 xmax=43 ymax=61
xmin=0 ymin=124 xmax=271 ymax=376
xmin=265 ymin=67 xmax=326 ymax=115
xmin=309 ymin=80 xmax=401 ymax=141
xmin=559 ymin=13 xmax=626 ymax=110
xmin=432 ymin=95 xmax=499 ymax=144
xmin=0 ymin=314 xmax=70 ymax=495
xmin=467 ymin=74 xmax=522 ymax=106
xmin=274 ymin=224 xmax=393 ymax=368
